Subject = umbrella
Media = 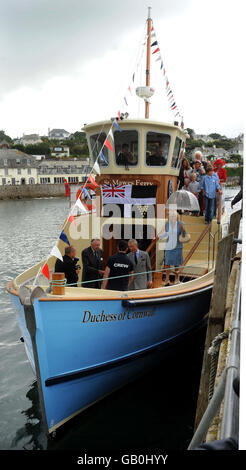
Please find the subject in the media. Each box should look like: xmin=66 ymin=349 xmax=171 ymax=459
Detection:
xmin=166 ymin=189 xmax=200 ymax=211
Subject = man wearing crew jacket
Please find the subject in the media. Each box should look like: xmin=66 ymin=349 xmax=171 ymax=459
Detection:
xmin=102 ymin=240 xmax=134 ymax=291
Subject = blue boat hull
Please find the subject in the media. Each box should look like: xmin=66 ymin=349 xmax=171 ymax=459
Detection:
xmin=11 ymin=285 xmax=212 ymax=434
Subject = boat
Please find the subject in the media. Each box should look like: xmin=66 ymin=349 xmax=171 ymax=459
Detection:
xmin=6 ymin=8 xmax=228 ymax=435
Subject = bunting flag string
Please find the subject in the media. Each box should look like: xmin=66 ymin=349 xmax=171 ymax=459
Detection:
xmin=149 ymin=21 xmax=183 ymax=122
xmin=59 ymin=230 xmax=70 ymax=245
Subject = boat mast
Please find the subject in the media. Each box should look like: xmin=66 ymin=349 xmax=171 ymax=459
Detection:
xmin=145 ymin=6 xmax=152 ymax=119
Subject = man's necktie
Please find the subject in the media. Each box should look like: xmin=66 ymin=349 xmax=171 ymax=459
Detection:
xmin=134 ymin=253 xmax=138 ymax=265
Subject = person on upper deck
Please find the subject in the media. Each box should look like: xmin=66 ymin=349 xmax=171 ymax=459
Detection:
xmin=154 ymin=210 xmax=187 ymax=285
xmin=200 ymin=165 xmax=222 ymax=224
xmin=213 ymin=158 xmax=227 ymax=184
xmin=192 ymin=151 xmax=207 ymax=172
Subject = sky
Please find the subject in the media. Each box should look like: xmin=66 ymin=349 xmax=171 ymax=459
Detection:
xmin=0 ymin=0 xmax=245 ymax=139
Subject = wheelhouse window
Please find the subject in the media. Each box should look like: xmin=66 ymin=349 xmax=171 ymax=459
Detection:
xmin=145 ymin=132 xmax=170 ymax=166
xmin=90 ymin=132 xmax=109 ymax=167
xmin=171 ymin=137 xmax=184 ymax=168
xmin=114 ymin=130 xmax=138 ymax=167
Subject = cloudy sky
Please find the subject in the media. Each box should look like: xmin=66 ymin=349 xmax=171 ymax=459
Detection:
xmin=0 ymin=0 xmax=244 ymax=138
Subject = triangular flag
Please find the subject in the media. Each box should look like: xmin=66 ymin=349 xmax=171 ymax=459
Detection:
xmin=128 ymin=85 xmax=132 ymax=94
xmin=82 ymin=186 xmax=91 ymax=199
xmin=113 ymin=119 xmax=122 ymax=132
xmin=171 ymin=105 xmax=177 ymax=110
xmin=155 ymin=56 xmax=161 ymax=62
xmin=75 ymin=198 xmax=89 ymax=213
xmin=160 ymin=61 xmax=163 ymax=69
xmin=41 ymin=263 xmax=50 ymax=280
xmin=88 ymin=173 xmax=99 ymax=187
xmin=50 ymin=245 xmax=63 ymax=261
xmin=68 ymin=214 xmax=77 ymax=226
xmin=124 ymin=96 xmax=128 ymax=106
xmin=104 ymin=138 xmax=113 ymax=152
xmin=118 ymin=110 xmax=121 ymax=120
xmin=93 ymin=160 xmax=101 ymax=175
xmin=152 ymin=47 xmax=160 ymax=54
xmin=151 ymin=40 xmax=158 ymax=47
xmin=108 ymin=128 xmax=114 ymax=141
xmin=132 ymin=73 xmax=135 ymax=82
xmin=59 ymin=230 xmax=70 ymax=245
xmin=99 ymin=150 xmax=108 ymax=165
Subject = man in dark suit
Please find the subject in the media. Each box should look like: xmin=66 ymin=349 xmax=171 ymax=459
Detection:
xmin=81 ymin=238 xmax=104 ymax=288
xmin=55 ymin=245 xmax=80 ymax=287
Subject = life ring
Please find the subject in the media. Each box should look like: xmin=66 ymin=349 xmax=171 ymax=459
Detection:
xmin=76 ymin=184 xmax=96 ymax=212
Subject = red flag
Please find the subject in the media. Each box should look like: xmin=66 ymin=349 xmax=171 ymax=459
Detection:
xmin=104 ymin=138 xmax=113 ymax=152
xmin=118 ymin=110 xmax=121 ymax=120
xmin=64 ymin=178 xmax=70 ymax=197
xmin=152 ymin=47 xmax=160 ymax=54
xmin=68 ymin=214 xmax=77 ymax=226
xmin=42 ymin=263 xmax=50 ymax=280
xmin=88 ymin=174 xmax=99 ymax=187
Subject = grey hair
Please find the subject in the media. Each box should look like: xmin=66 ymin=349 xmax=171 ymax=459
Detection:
xmin=91 ymin=238 xmax=100 ymax=243
xmin=128 ymin=239 xmax=138 ymax=246
xmin=195 ymin=151 xmax=202 ymax=157
xmin=65 ymin=245 xmax=74 ymax=255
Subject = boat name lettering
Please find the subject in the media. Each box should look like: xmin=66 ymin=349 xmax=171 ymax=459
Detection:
xmin=82 ymin=309 xmax=154 ymax=323
xmin=102 ymin=179 xmax=153 ymax=186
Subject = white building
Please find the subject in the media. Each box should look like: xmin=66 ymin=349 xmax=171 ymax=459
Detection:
xmin=48 ymin=129 xmax=71 ymax=140
xmin=51 ymin=146 xmax=70 ymax=158
xmin=14 ymin=134 xmax=43 ymax=146
xmin=0 ymin=148 xmax=38 ymax=185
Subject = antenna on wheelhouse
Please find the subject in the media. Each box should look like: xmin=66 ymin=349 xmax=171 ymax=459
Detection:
xmin=145 ymin=7 xmax=152 ymax=119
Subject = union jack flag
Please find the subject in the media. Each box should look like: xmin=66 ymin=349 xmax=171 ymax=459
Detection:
xmin=102 ymin=184 xmax=126 ymax=200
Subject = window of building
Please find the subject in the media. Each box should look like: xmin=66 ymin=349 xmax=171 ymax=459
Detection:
xmin=145 ymin=132 xmax=170 ymax=167
xmin=114 ymin=130 xmax=138 ymax=167
xmin=16 ymin=158 xmax=21 ymax=164
xmin=171 ymin=137 xmax=184 ymax=168
xmin=90 ymin=132 xmax=109 ymax=167
xmin=4 ymin=168 xmax=8 ymax=176
xmin=18 ymin=168 xmax=21 ymax=175
xmin=3 ymin=159 xmax=7 ymax=166
xmin=2 ymin=178 xmax=6 ymax=185
xmin=28 ymin=168 xmax=31 ymax=174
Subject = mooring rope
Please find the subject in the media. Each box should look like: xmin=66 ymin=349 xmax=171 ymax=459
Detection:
xmin=208 ymin=331 xmax=229 ymax=401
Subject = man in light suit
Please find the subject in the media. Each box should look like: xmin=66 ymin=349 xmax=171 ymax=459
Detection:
xmin=127 ymin=239 xmax=153 ymax=290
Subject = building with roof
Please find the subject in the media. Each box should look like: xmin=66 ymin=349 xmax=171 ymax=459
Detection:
xmin=0 ymin=148 xmax=38 ymax=185
xmin=0 ymin=144 xmax=91 ymax=186
xmin=48 ymin=129 xmax=71 ymax=140
xmin=14 ymin=134 xmax=43 ymax=146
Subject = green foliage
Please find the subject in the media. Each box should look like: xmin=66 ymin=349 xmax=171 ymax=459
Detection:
xmin=226 ymin=166 xmax=243 ymax=177
xmin=0 ymin=130 xmax=12 ymax=143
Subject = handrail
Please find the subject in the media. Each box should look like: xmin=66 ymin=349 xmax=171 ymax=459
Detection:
xmin=181 ymin=224 xmax=211 ymax=267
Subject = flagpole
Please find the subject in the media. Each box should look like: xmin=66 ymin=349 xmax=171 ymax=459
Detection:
xmin=145 ymin=6 xmax=152 ymax=119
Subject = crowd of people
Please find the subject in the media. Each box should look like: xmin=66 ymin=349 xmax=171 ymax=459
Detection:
xmin=178 ymin=151 xmax=226 ymax=223
xmin=55 ymin=238 xmax=153 ymax=291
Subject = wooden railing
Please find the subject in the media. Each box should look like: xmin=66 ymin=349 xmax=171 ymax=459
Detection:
xmin=181 ymin=224 xmax=211 ymax=267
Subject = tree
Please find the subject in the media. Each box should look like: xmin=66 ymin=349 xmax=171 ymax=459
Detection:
xmin=0 ymin=130 xmax=12 ymax=143
xmin=185 ymin=128 xmax=195 ymax=139
xmin=208 ymin=133 xmax=222 ymax=140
